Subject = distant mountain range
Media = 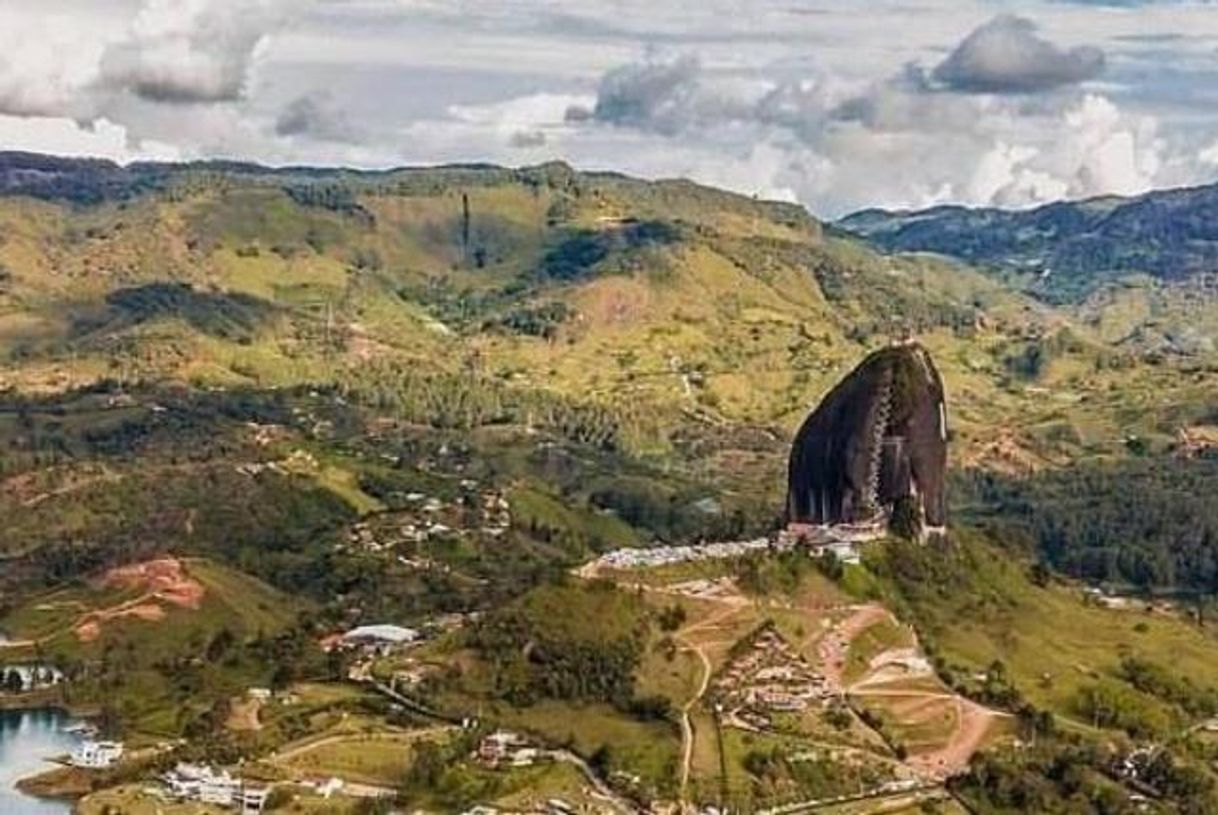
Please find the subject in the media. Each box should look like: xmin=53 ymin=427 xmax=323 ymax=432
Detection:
xmin=838 ymin=182 xmax=1218 ymax=302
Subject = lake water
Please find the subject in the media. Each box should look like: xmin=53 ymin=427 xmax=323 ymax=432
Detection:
xmin=0 ymin=709 xmax=80 ymax=815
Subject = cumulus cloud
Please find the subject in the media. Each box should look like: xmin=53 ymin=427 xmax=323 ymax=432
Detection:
xmin=0 ymin=0 xmax=305 ymax=123
xmin=586 ymin=54 xmax=702 ymax=133
xmin=0 ymin=12 xmax=107 ymax=118
xmin=99 ymin=0 xmax=302 ymax=104
xmin=0 ymin=114 xmax=180 ymax=162
xmin=558 ymin=47 xmax=1170 ymax=213
xmin=576 ymin=54 xmax=766 ymax=135
xmin=0 ymin=0 xmax=1212 ymax=219
xmin=275 ymin=91 xmax=361 ymax=143
xmin=932 ymin=15 xmax=1105 ymax=93
xmin=509 ymin=129 xmax=547 ymax=148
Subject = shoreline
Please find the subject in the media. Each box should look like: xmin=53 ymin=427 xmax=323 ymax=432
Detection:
xmin=1 ymin=705 xmax=97 ymax=810
xmin=14 ymin=765 xmax=94 ymax=803
xmin=0 ymin=689 xmax=100 ymax=718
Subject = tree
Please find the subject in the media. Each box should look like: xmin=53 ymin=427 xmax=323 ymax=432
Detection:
xmin=657 ymin=604 xmax=686 ymax=632
xmin=890 ymin=497 xmax=922 ymax=541
xmin=3 ymin=668 xmax=25 ymax=694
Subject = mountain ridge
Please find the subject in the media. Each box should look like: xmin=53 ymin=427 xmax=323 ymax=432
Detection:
xmin=837 ymin=180 xmax=1218 ymax=300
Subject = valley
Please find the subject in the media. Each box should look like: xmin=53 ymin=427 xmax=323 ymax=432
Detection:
xmin=1 ymin=153 xmax=1218 ymax=813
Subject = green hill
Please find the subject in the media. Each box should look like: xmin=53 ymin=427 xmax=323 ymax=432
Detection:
xmin=839 ymin=186 xmax=1218 ymax=357
xmin=0 ymin=557 xmax=309 ymax=737
xmin=6 ymin=152 xmax=1218 ymax=811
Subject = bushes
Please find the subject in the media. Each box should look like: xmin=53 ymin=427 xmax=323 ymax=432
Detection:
xmin=1074 ymin=679 xmax=1175 ymax=739
xmin=470 ymin=582 xmax=651 ymax=707
xmin=538 ymin=221 xmax=679 ymax=282
xmin=954 ymin=455 xmax=1218 ymax=592
xmin=1118 ymin=656 xmax=1218 ymax=718
xmin=484 ymin=302 xmax=571 ymax=339
xmin=338 ymin=360 xmax=645 ymax=452
xmin=953 ymin=738 xmax=1126 ymax=814
xmin=98 ymin=283 xmax=278 ymax=341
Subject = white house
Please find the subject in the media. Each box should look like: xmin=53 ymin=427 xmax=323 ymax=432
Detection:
xmin=240 ymin=786 xmax=271 ymax=814
xmin=164 ymin=763 xmax=241 ymax=806
xmin=70 ymin=740 xmax=124 ymax=769
xmin=198 ymin=770 xmax=240 ymax=806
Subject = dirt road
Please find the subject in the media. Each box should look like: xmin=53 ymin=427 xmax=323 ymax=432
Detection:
xmin=674 ymin=602 xmax=741 ymax=801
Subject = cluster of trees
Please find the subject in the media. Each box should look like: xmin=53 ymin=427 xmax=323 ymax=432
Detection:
xmin=1074 ymin=679 xmax=1178 ymax=740
xmin=955 ymin=738 xmax=1139 ymax=814
xmin=338 ymin=360 xmax=655 ymax=452
xmin=85 ymin=283 xmax=279 ymax=342
xmin=588 ymin=478 xmax=763 ymax=545
xmin=957 ymin=734 xmax=1218 ymax=814
xmin=1002 ymin=329 xmax=1084 ymax=380
xmin=484 ymin=301 xmax=572 ymax=339
xmin=539 ymin=221 xmax=679 ymax=283
xmin=1068 ymin=657 xmax=1218 ymax=740
xmin=469 ymin=581 xmax=651 ymax=708
xmin=954 ymin=456 xmax=1218 ymax=592
xmin=399 ymin=730 xmax=500 ymax=811
xmin=1119 ymin=656 xmax=1218 ymax=719
xmin=735 ymin=548 xmax=813 ymax=596
xmin=741 ymin=745 xmax=889 ymax=807
xmin=282 ymin=183 xmax=375 ymax=225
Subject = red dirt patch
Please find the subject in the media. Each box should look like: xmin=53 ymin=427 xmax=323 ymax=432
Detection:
xmin=98 ymin=557 xmax=205 ymax=609
xmin=72 ymin=558 xmax=206 ymax=642
xmin=818 ymin=603 xmax=890 ymax=691
xmin=905 ymin=699 xmax=1006 ymax=780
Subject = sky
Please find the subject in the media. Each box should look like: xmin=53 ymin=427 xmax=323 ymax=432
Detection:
xmin=1 ymin=0 xmax=1218 ymax=217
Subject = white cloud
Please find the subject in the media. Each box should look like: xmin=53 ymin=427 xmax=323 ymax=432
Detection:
xmin=275 ymin=91 xmax=362 ymax=143
xmin=0 ymin=11 xmax=107 ymax=118
xmin=99 ymin=0 xmax=306 ymax=104
xmin=0 ymin=0 xmax=305 ymax=120
xmin=0 ymin=0 xmax=1215 ymax=217
xmin=0 ymin=114 xmax=179 ymax=162
xmin=933 ymin=15 xmax=1105 ymax=94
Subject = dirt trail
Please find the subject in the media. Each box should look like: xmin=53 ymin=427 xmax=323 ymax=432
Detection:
xmin=272 ymin=725 xmax=453 ymax=763
xmin=818 ymin=603 xmax=891 ymax=691
xmin=575 ymin=552 xmax=1007 ymax=797
xmin=905 ymin=698 xmax=1005 ymax=780
xmin=674 ymin=602 xmax=741 ymax=801
xmin=842 ymin=624 xmax=1009 ymax=782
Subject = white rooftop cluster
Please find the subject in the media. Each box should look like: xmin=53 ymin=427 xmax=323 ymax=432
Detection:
xmin=586 ymin=526 xmax=868 ymax=573
xmin=592 ymin=536 xmax=778 ymax=571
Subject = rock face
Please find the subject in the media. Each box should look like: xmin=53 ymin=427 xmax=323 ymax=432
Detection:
xmin=786 ymin=343 xmax=947 ymax=531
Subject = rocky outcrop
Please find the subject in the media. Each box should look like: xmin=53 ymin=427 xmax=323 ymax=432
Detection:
xmin=786 ymin=343 xmax=947 ymax=531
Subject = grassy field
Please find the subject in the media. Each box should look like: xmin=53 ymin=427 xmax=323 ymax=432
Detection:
xmin=492 ymin=700 xmax=681 ymax=794
xmin=843 ymin=619 xmax=916 ymax=686
xmin=489 ymin=762 xmax=604 ymax=811
xmin=78 ymin=786 xmax=229 ymax=815
xmin=868 ymin=533 xmax=1218 ymax=730
xmin=277 ymin=733 xmax=422 ymax=786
